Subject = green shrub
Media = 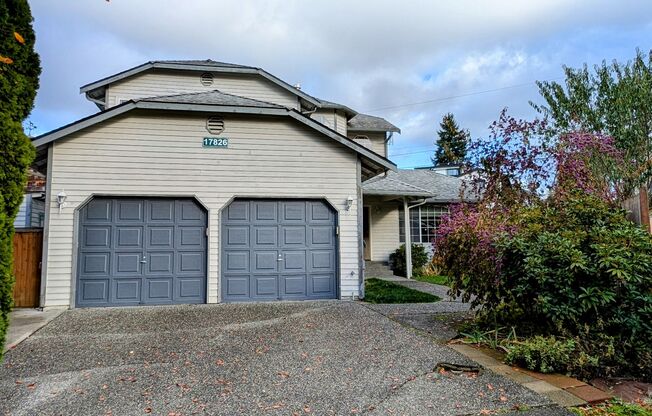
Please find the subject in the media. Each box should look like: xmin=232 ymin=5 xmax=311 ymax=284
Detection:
xmin=389 ymin=244 xmax=429 ymax=277
xmin=505 ymin=336 xmax=576 ymax=374
xmin=438 ymin=194 xmax=652 ymax=380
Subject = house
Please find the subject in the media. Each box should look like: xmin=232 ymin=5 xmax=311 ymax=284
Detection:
xmin=14 ymin=168 xmax=46 ymax=229
xmin=32 ymin=59 xmax=466 ymax=308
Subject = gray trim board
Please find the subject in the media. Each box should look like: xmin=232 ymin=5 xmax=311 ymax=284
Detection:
xmin=39 ymin=144 xmax=53 ymax=308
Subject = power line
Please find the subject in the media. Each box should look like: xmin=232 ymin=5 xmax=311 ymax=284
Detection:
xmin=390 ymin=149 xmax=434 ymax=157
xmin=364 ymin=77 xmax=562 ymax=112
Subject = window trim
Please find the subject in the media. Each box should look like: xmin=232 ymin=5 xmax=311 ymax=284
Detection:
xmin=399 ymin=204 xmax=449 ymax=244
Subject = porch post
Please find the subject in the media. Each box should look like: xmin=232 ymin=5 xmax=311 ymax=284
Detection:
xmin=403 ymin=197 xmax=412 ymax=279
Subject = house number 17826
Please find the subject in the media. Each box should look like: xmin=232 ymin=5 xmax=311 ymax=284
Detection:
xmin=203 ymin=137 xmax=228 ymax=148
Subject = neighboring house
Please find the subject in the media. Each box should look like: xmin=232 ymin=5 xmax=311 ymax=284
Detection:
xmin=32 ymin=59 xmax=466 ymax=309
xmin=14 ymin=168 xmax=46 ymax=229
xmin=415 ymin=163 xmax=463 ymax=177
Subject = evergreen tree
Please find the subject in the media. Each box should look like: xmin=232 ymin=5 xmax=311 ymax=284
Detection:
xmin=432 ymin=113 xmax=469 ymax=166
xmin=0 ymin=0 xmax=41 ymax=357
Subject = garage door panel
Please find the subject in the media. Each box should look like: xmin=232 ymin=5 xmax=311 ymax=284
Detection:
xmin=224 ymin=276 xmax=250 ymax=297
xmin=253 ymin=227 xmax=278 ymax=246
xmin=146 ymin=252 xmax=174 ymax=274
xmin=81 ymin=253 xmax=110 ymax=275
xmin=309 ymin=202 xmax=333 ymax=222
xmin=282 ymin=226 xmax=306 ymax=246
xmin=282 ymin=250 xmax=306 ymax=272
xmin=309 ymin=274 xmax=335 ymax=297
xmin=79 ymin=279 xmax=109 ymax=303
xmin=253 ymin=275 xmax=278 ymax=297
xmin=226 ymin=201 xmax=249 ymax=222
xmin=309 ymin=250 xmax=334 ymax=272
xmin=83 ymin=226 xmax=111 ymax=248
xmin=117 ymin=200 xmax=144 ymax=222
xmin=77 ymin=198 xmax=206 ymax=307
xmin=254 ymin=251 xmax=278 ymax=272
xmin=116 ymin=227 xmax=143 ymax=248
xmin=176 ymin=278 xmax=203 ymax=300
xmin=282 ymin=201 xmax=306 ymax=222
xmin=178 ymin=227 xmax=205 ymax=249
xmin=112 ymin=279 xmax=141 ymax=303
xmin=224 ymin=251 xmax=249 ymax=273
xmin=149 ymin=200 xmax=175 ymax=222
xmin=85 ymin=199 xmax=112 ymax=222
xmin=309 ymin=227 xmax=334 ymax=246
xmin=226 ymin=226 xmax=249 ymax=246
xmin=178 ymin=252 xmax=204 ymax=274
xmin=115 ymin=252 xmax=142 ymax=274
xmin=253 ymin=201 xmax=278 ymax=222
xmin=148 ymin=227 xmax=174 ymax=248
xmin=281 ymin=275 xmax=307 ymax=297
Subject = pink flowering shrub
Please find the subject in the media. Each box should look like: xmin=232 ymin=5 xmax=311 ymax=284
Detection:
xmin=434 ymin=110 xmax=652 ymax=380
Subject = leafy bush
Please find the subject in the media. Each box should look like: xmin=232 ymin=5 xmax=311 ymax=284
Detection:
xmin=505 ymin=336 xmax=576 ymax=374
xmin=389 ymin=244 xmax=429 ymax=277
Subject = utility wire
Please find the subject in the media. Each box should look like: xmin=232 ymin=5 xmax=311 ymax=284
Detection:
xmin=364 ymin=77 xmax=562 ymax=112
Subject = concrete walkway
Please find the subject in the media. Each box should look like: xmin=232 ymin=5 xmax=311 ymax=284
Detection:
xmin=4 ymin=308 xmax=65 ymax=353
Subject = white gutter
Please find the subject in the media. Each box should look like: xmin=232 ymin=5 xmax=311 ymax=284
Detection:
xmin=403 ymin=197 xmax=427 ymax=279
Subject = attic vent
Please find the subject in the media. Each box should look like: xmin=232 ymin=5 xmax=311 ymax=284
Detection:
xmin=200 ymin=72 xmax=214 ymax=86
xmin=206 ymin=116 xmax=225 ymax=134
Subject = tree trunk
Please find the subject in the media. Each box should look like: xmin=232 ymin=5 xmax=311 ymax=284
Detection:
xmin=639 ymin=186 xmax=650 ymax=232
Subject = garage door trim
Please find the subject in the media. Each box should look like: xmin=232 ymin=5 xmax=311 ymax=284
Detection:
xmin=220 ymin=197 xmax=340 ymax=302
xmin=72 ymin=194 xmax=209 ymax=308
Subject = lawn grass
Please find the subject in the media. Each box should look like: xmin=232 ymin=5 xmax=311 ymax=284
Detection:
xmin=363 ymin=278 xmax=441 ymax=304
xmin=414 ymin=274 xmax=451 ymax=287
xmin=571 ymin=399 xmax=652 ymax=416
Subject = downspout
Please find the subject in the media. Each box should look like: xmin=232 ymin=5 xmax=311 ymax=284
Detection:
xmin=403 ymin=197 xmax=427 ymax=279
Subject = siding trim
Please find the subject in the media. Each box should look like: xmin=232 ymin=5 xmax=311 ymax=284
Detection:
xmin=39 ymin=144 xmax=53 ymax=307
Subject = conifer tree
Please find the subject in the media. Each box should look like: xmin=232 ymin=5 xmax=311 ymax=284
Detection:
xmin=0 ymin=0 xmax=41 ymax=357
xmin=432 ymin=113 xmax=469 ymax=166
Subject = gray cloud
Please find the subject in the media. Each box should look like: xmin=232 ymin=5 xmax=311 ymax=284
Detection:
xmin=29 ymin=1 xmax=652 ymax=166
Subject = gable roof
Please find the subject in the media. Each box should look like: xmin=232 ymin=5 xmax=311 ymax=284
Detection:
xmin=348 ymin=113 xmax=401 ymax=133
xmin=362 ymin=169 xmax=468 ymax=202
xmin=32 ymin=90 xmax=396 ymax=178
xmin=79 ymin=60 xmax=321 ymax=108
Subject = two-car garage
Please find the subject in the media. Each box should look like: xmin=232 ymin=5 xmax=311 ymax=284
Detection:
xmin=76 ymin=197 xmax=338 ymax=307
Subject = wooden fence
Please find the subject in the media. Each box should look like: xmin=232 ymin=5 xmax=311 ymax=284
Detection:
xmin=12 ymin=229 xmax=43 ymax=308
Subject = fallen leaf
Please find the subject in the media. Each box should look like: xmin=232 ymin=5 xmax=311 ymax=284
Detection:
xmin=487 ymin=383 xmax=494 ymax=390
xmin=14 ymin=32 xmax=25 ymax=44
xmin=500 ymin=395 xmax=508 ymax=402
xmin=0 ymin=55 xmax=14 ymax=64
xmin=277 ymin=371 xmax=290 ymax=379
xmin=480 ymin=410 xmax=491 ymax=415
xmin=215 ymin=359 xmax=225 ymax=366
xmin=27 ymin=383 xmax=36 ymax=390
xmin=15 ymin=380 xmax=23 ymax=385
xmin=144 ymin=407 xmax=152 ymax=413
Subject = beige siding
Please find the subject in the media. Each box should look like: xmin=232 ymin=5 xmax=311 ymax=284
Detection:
xmin=365 ymin=196 xmax=400 ymax=262
xmin=312 ymin=109 xmax=347 ymax=136
xmin=348 ymin=132 xmax=386 ymax=157
xmin=106 ymin=70 xmax=299 ymax=109
xmin=43 ymin=112 xmax=361 ymax=307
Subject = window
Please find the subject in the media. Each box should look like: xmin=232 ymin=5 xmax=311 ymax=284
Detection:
xmin=446 ymin=168 xmax=460 ymax=176
xmin=399 ymin=204 xmax=449 ymax=244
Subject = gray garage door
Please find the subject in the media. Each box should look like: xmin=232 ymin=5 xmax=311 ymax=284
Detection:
xmin=77 ymin=198 xmax=207 ymax=307
xmin=222 ymin=199 xmax=338 ymax=302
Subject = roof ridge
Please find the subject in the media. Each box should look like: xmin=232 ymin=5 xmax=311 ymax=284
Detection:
xmin=136 ymin=89 xmax=284 ymax=108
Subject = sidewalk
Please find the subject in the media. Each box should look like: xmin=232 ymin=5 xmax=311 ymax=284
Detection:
xmin=4 ymin=308 xmax=65 ymax=352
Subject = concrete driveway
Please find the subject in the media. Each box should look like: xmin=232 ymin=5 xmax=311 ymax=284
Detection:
xmin=0 ymin=302 xmax=568 ymax=415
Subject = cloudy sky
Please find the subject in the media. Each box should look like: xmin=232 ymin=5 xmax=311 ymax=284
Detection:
xmin=29 ymin=1 xmax=652 ymax=168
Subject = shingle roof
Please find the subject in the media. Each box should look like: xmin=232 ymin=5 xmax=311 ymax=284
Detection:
xmin=348 ymin=113 xmax=400 ymax=133
xmin=316 ymin=98 xmax=358 ymax=118
xmin=137 ymin=90 xmax=284 ymax=108
xmin=363 ymin=169 xmax=469 ymax=202
xmin=156 ymin=59 xmax=254 ymax=69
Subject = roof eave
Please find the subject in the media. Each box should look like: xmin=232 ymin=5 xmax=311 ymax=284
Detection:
xmin=348 ymin=126 xmax=401 ymax=134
